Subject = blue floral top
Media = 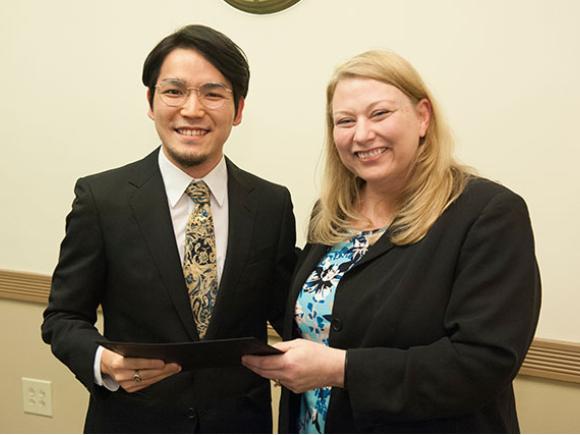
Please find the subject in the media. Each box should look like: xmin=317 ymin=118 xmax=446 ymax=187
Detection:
xmin=295 ymin=227 xmax=386 ymax=434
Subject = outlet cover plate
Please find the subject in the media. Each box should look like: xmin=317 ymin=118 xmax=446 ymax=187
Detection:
xmin=22 ymin=377 xmax=53 ymax=417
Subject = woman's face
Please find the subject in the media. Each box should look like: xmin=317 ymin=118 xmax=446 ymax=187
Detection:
xmin=331 ymin=77 xmax=430 ymax=193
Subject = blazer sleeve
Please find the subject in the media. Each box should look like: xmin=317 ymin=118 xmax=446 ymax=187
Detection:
xmin=345 ymin=190 xmax=541 ymax=424
xmin=41 ymin=177 xmax=107 ymax=392
xmin=267 ymin=187 xmax=298 ymax=335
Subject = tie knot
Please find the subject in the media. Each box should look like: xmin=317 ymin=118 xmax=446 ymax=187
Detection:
xmin=185 ymin=180 xmax=210 ymax=205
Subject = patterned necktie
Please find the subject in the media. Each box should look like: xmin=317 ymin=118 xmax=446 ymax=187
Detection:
xmin=183 ymin=180 xmax=218 ymax=339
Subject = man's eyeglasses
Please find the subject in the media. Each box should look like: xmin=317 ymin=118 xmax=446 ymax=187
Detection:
xmin=155 ymin=79 xmax=233 ymax=110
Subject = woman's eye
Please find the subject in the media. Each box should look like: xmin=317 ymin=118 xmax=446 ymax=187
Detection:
xmin=335 ymin=118 xmax=354 ymax=126
xmin=372 ymin=109 xmax=390 ymax=117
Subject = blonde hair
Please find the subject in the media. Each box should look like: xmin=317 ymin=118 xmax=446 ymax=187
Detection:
xmin=309 ymin=50 xmax=473 ymax=246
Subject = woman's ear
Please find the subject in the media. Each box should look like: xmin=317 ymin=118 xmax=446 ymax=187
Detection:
xmin=416 ymin=98 xmax=431 ymax=138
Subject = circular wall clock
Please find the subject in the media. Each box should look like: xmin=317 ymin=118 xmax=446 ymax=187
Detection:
xmin=223 ymin=0 xmax=302 ymax=15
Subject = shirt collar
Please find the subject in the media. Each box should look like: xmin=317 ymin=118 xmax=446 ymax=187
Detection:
xmin=158 ymin=147 xmax=228 ymax=208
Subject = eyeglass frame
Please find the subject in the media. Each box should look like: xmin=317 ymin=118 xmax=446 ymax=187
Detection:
xmin=154 ymin=79 xmax=234 ymax=110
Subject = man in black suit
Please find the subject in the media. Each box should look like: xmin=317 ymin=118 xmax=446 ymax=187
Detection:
xmin=42 ymin=24 xmax=296 ymax=433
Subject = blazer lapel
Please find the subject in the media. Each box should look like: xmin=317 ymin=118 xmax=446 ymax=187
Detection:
xmin=351 ymin=229 xmax=396 ymax=270
xmin=282 ymin=231 xmax=395 ymax=338
xmin=282 ymin=244 xmax=328 ymax=339
xmin=128 ymin=149 xmax=198 ymax=341
xmin=205 ymin=158 xmax=256 ymax=338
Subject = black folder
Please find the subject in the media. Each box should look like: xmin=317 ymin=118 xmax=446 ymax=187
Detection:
xmin=97 ymin=337 xmax=282 ymax=370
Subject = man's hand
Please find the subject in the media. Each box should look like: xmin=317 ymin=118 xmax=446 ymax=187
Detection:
xmin=241 ymin=339 xmax=345 ymax=394
xmin=101 ymin=348 xmax=181 ymax=393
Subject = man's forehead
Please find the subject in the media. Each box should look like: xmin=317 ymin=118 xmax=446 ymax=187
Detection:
xmin=158 ymin=77 xmax=228 ymax=88
xmin=157 ymin=49 xmax=230 ymax=86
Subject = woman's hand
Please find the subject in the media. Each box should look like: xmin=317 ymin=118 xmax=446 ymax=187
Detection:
xmin=241 ymin=339 xmax=346 ymax=394
xmin=101 ymin=348 xmax=182 ymax=393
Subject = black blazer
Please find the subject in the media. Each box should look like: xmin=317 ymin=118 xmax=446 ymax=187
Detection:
xmin=278 ymin=177 xmax=540 ymax=434
xmin=42 ymin=149 xmax=297 ymax=433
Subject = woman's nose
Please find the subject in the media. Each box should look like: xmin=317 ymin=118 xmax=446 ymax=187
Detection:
xmin=353 ymin=118 xmax=375 ymax=144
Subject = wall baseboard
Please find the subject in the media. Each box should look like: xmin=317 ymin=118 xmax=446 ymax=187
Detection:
xmin=2 ymin=268 xmax=578 ymax=384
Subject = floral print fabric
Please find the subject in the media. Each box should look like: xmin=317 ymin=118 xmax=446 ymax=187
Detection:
xmin=183 ymin=180 xmax=218 ymax=339
xmin=295 ymin=228 xmax=385 ymax=433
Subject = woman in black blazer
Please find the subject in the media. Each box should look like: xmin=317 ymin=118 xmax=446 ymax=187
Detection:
xmin=243 ymin=50 xmax=540 ymax=433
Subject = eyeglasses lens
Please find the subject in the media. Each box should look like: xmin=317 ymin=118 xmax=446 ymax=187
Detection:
xmin=157 ymin=82 xmax=231 ymax=109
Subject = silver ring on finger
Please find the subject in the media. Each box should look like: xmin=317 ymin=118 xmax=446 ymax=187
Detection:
xmin=133 ymin=369 xmax=143 ymax=383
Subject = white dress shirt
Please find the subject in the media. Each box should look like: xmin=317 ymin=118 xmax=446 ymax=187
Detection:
xmin=158 ymin=148 xmax=229 ymax=282
xmin=94 ymin=148 xmax=230 ymax=390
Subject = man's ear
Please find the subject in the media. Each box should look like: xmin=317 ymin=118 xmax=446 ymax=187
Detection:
xmin=233 ymin=97 xmax=245 ymax=126
xmin=147 ymin=89 xmax=154 ymax=120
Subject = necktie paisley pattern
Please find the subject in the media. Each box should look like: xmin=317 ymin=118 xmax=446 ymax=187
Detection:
xmin=183 ymin=180 xmax=218 ymax=339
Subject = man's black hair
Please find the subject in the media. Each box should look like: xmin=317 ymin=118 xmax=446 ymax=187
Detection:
xmin=142 ymin=24 xmax=249 ymax=115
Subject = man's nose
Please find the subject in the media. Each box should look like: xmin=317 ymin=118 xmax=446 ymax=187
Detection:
xmin=180 ymin=90 xmax=205 ymax=116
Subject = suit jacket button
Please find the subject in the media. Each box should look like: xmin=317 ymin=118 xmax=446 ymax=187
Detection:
xmin=331 ymin=317 xmax=343 ymax=332
xmin=187 ymin=408 xmax=197 ymax=420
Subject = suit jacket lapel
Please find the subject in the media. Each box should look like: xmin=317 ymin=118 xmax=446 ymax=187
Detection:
xmin=352 ymin=229 xmax=395 ymax=270
xmin=128 ymin=149 xmax=198 ymax=340
xmin=206 ymin=158 xmax=256 ymax=338
xmin=282 ymin=231 xmax=395 ymax=339
xmin=283 ymin=244 xmax=328 ymax=339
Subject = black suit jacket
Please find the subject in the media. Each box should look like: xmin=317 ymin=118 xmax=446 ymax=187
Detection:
xmin=279 ymin=177 xmax=541 ymax=434
xmin=42 ymin=149 xmax=297 ymax=433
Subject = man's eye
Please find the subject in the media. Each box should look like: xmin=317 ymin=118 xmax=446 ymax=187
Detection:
xmin=201 ymin=85 xmax=228 ymax=100
xmin=204 ymin=91 xmax=227 ymax=100
xmin=163 ymin=88 xmax=185 ymax=96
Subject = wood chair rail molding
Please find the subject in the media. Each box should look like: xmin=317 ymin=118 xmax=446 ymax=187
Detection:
xmin=2 ymin=268 xmax=579 ymax=385
xmin=0 ymin=268 xmax=51 ymax=304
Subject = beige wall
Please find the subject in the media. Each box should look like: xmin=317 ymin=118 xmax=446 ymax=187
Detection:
xmin=514 ymin=376 xmax=580 ymax=433
xmin=2 ymin=0 xmax=580 ymax=342
xmin=1 ymin=0 xmax=580 ymax=432
xmin=0 ymin=299 xmax=88 ymax=433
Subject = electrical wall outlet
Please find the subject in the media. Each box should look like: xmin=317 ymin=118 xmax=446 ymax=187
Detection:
xmin=21 ymin=377 xmax=53 ymax=417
